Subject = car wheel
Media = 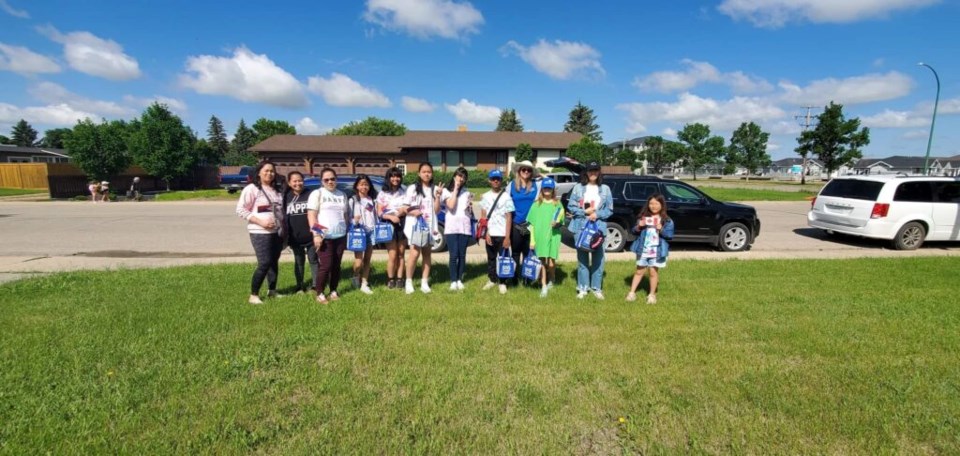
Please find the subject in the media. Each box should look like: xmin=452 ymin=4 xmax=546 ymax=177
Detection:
xmin=718 ymin=222 xmax=751 ymax=252
xmin=604 ymin=222 xmax=627 ymax=252
xmin=892 ymin=221 xmax=925 ymax=250
xmin=432 ymin=225 xmax=447 ymax=253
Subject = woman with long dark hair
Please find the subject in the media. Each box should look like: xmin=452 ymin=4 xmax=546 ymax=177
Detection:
xmin=349 ymin=174 xmax=377 ymax=294
xmin=235 ymin=160 xmax=284 ymax=304
xmin=283 ymin=171 xmax=318 ymax=294
xmin=441 ymin=167 xmax=474 ymax=290
xmin=307 ymin=167 xmax=349 ymax=304
xmin=402 ymin=162 xmax=442 ymax=294
xmin=376 ymin=167 xmax=407 ymax=289
xmin=567 ymin=161 xmax=614 ymax=300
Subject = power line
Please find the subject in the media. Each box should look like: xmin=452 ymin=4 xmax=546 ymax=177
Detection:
xmin=794 ymin=106 xmax=818 ymax=184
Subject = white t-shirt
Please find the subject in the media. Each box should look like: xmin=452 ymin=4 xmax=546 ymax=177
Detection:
xmin=440 ymin=188 xmax=474 ymax=235
xmin=403 ymin=184 xmax=439 ymax=239
xmin=479 ymin=190 xmax=516 ymax=237
xmin=583 ymin=184 xmax=602 ymax=211
xmin=350 ymin=195 xmax=377 ymax=231
xmin=307 ymin=188 xmax=347 ymax=239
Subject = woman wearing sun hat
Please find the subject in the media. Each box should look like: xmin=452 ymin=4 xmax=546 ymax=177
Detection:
xmin=507 ymin=160 xmax=540 ymax=285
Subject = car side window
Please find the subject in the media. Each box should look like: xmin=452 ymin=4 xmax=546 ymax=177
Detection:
xmin=933 ymin=182 xmax=960 ymax=203
xmin=893 ymin=182 xmax=934 ymax=202
xmin=623 ymin=182 xmax=659 ymax=201
xmin=663 ymin=183 xmax=702 ymax=204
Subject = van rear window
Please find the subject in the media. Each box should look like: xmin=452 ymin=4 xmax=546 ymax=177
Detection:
xmin=820 ymin=179 xmax=884 ymax=201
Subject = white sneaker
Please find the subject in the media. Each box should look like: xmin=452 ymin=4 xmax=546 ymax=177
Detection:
xmin=499 ymin=284 xmax=507 ymax=294
xmin=405 ymin=280 xmax=415 ymax=295
xmin=450 ymin=282 xmax=459 ymax=291
xmin=267 ymin=290 xmax=283 ymax=298
xmin=457 ymin=281 xmax=465 ymax=290
xmin=647 ymin=294 xmax=657 ymax=304
xmin=547 ymin=282 xmax=554 ymax=289
xmin=420 ymin=282 xmax=432 ymax=294
xmin=625 ymin=292 xmax=637 ymax=302
xmin=483 ymin=281 xmax=496 ymax=291
xmin=593 ymin=290 xmax=605 ymax=300
xmin=360 ymin=284 xmax=373 ymax=295
xmin=576 ymin=290 xmax=588 ymax=300
xmin=248 ymin=295 xmax=263 ymax=305
xmin=540 ymin=287 xmax=548 ymax=298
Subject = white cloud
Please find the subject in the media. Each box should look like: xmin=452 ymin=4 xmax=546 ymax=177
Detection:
xmin=502 ymin=39 xmax=604 ymax=80
xmin=779 ymin=71 xmax=913 ymax=106
xmin=122 ymin=95 xmax=188 ymax=115
xmin=861 ymin=97 xmax=960 ymax=129
xmin=306 ymin=73 xmax=391 ymax=108
xmin=662 ymin=127 xmax=678 ymax=138
xmin=633 ymin=59 xmax=771 ymax=94
xmin=718 ymin=0 xmax=942 ymax=28
xmin=0 ymin=102 xmax=96 ymax=126
xmin=29 ymin=82 xmax=134 ymax=117
xmin=617 ymin=92 xmax=787 ymax=134
xmin=179 ymin=46 xmax=308 ymax=108
xmin=768 ymin=142 xmax=782 ymax=151
xmin=38 ymin=25 xmax=141 ymax=81
xmin=444 ymin=98 xmax=500 ymax=124
xmin=902 ymin=130 xmax=929 ymax=140
xmin=0 ymin=0 xmax=28 ymax=18
xmin=363 ymin=0 xmax=483 ymax=40
xmin=295 ymin=117 xmax=331 ymax=135
xmin=0 ymin=43 xmax=60 ymax=75
xmin=401 ymin=95 xmax=436 ymax=113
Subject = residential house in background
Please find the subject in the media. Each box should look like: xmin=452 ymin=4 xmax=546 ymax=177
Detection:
xmin=0 ymin=145 xmax=70 ymax=163
xmin=851 ymin=156 xmax=953 ymax=176
xmin=250 ymin=131 xmax=582 ymax=177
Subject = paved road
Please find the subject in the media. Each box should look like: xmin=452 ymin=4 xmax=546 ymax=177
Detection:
xmin=1 ymin=200 xmax=958 ymax=281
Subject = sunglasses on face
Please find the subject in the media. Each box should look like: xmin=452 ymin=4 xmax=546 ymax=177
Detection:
xmin=489 ymin=177 xmax=502 ymax=182
xmin=519 ymin=168 xmax=532 ymax=173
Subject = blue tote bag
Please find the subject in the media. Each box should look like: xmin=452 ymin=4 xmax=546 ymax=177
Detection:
xmin=346 ymin=224 xmax=368 ymax=252
xmin=521 ymin=250 xmax=542 ymax=281
xmin=497 ymin=248 xmax=516 ymax=279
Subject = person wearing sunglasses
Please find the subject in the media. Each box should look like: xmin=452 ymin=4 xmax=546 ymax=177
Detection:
xmin=507 ymin=160 xmax=541 ymax=286
xmin=307 ymin=167 xmax=349 ymax=304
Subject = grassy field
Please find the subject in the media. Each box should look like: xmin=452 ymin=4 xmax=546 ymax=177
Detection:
xmin=2 ymin=258 xmax=958 ymax=454
xmin=697 ymin=187 xmax=817 ymax=202
xmin=154 ymin=189 xmax=237 ymax=201
xmin=0 ymin=188 xmax=47 ymax=197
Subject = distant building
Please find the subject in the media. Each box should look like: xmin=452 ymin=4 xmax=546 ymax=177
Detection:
xmin=0 ymin=145 xmax=70 ymax=163
xmin=851 ymin=156 xmax=954 ymax=176
xmin=250 ymin=131 xmax=582 ymax=176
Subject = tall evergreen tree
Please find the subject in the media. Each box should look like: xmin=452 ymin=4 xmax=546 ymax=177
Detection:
xmin=0 ymin=135 xmax=10 ymax=145
xmin=226 ymin=119 xmax=258 ymax=166
xmin=206 ymin=115 xmax=230 ymax=164
xmin=796 ymin=102 xmax=870 ymax=178
xmin=40 ymin=128 xmax=73 ymax=149
xmin=496 ymin=109 xmax=523 ymax=132
xmin=11 ymin=119 xmax=38 ymax=146
xmin=563 ymin=101 xmax=602 ymax=142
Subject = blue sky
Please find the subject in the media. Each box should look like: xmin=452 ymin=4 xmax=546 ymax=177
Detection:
xmin=1 ymin=0 xmax=958 ymax=159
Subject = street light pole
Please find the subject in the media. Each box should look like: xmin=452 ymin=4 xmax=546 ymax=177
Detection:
xmin=918 ymin=62 xmax=940 ymax=176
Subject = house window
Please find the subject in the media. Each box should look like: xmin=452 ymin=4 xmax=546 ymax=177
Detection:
xmin=428 ymin=150 xmax=443 ymax=167
xmin=446 ymin=150 xmax=460 ymax=167
xmin=462 ymin=151 xmax=477 ymax=168
xmin=496 ymin=151 xmax=507 ymax=167
xmin=7 ymin=156 xmax=30 ymax=163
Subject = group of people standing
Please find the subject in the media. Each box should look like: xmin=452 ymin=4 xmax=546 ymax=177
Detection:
xmin=236 ymin=159 xmax=675 ymax=305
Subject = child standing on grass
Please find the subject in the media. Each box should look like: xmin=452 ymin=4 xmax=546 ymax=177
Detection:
xmin=479 ymin=169 xmax=514 ymax=294
xmin=402 ymin=162 xmax=442 ymax=295
xmin=441 ymin=167 xmax=474 ymax=291
xmin=627 ymin=193 xmax=674 ymax=304
xmin=527 ymin=178 xmax=565 ymax=298
xmin=349 ymin=174 xmax=377 ymax=295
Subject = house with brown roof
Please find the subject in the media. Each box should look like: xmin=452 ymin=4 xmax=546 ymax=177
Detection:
xmin=249 ymin=130 xmax=582 ymax=176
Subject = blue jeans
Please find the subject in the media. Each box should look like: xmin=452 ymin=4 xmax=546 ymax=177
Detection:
xmin=576 ymin=248 xmax=605 ymax=291
xmin=446 ymin=234 xmax=471 ymax=282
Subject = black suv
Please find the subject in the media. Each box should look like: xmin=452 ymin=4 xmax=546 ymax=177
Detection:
xmin=547 ymin=158 xmax=761 ymax=252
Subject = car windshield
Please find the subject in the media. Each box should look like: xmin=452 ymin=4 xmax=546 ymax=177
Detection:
xmin=820 ymin=179 xmax=884 ymax=201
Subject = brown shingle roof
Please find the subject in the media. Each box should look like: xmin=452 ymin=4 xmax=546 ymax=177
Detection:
xmin=250 ymin=131 xmax=583 ymax=154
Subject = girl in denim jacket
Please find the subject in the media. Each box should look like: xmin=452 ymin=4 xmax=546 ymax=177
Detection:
xmin=566 ymin=162 xmax=614 ymax=300
xmin=627 ymin=194 xmax=675 ymax=304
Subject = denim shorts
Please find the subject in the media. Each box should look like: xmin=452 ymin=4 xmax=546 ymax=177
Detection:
xmin=636 ymin=257 xmax=666 ymax=268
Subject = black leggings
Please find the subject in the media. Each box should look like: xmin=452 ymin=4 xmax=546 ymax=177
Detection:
xmin=250 ymin=233 xmax=283 ymax=294
xmin=289 ymin=241 xmax=319 ymax=291
xmin=509 ymin=227 xmax=532 ymax=284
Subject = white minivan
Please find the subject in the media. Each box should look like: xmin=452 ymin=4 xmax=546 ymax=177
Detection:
xmin=808 ymin=176 xmax=960 ymax=250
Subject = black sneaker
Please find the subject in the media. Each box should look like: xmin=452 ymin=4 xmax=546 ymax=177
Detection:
xmin=351 ymin=277 xmax=361 ymax=289
xmin=387 ymin=279 xmax=396 ymax=289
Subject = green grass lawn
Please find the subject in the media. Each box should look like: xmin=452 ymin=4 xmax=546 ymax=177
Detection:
xmin=2 ymin=258 xmax=958 ymax=453
xmin=0 ymin=187 xmax=47 ymax=197
xmin=697 ymin=187 xmax=817 ymax=201
xmin=154 ymin=189 xmax=237 ymax=201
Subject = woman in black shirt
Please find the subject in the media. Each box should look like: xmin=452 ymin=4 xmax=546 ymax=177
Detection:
xmin=284 ymin=171 xmax=318 ymax=293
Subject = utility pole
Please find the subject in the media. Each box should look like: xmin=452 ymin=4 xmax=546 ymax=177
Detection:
xmin=795 ymin=106 xmax=817 ymax=185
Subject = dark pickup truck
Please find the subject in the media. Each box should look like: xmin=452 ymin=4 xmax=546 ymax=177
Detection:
xmin=220 ymin=166 xmax=253 ymax=193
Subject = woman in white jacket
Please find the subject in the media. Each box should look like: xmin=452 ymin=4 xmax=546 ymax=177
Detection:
xmin=235 ymin=161 xmax=284 ymax=305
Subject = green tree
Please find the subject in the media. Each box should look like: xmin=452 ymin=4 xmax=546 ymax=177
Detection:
xmin=641 ymin=136 xmax=679 ymax=174
xmin=0 ymin=135 xmax=10 ymax=145
xmin=252 ymin=118 xmax=296 ymax=143
xmin=127 ymin=103 xmax=198 ymax=191
xmin=613 ymin=146 xmax=638 ymax=169
xmin=563 ymin=101 xmax=602 ymax=142
xmin=40 ymin=128 xmax=72 ymax=149
xmin=565 ymin=136 xmax=604 ymax=164
xmin=330 ymin=116 xmax=407 ymax=136
xmin=496 ymin=109 xmax=523 ymax=132
xmin=514 ymin=143 xmax=534 ymax=162
xmin=677 ymin=123 xmax=725 ymax=180
xmin=225 ymin=119 xmax=258 ymax=166
xmin=206 ymin=115 xmax=229 ymax=164
xmin=796 ymin=102 xmax=870 ymax=178
xmin=728 ymin=122 xmax=771 ymax=176
xmin=11 ymin=119 xmax=38 ymax=147
xmin=64 ymin=118 xmax=131 ymax=181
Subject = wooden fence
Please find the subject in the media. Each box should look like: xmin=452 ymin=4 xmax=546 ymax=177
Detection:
xmin=0 ymin=163 xmax=49 ymax=189
xmin=46 ymin=164 xmax=220 ymax=198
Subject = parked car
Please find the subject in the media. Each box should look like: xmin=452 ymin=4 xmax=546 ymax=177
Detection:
xmin=546 ymin=157 xmax=762 ymax=252
xmin=303 ymin=174 xmax=386 ymax=196
xmin=808 ymin=175 xmax=960 ymax=250
xmin=220 ymin=166 xmax=253 ymax=193
xmin=543 ymin=171 xmax=579 ymax=198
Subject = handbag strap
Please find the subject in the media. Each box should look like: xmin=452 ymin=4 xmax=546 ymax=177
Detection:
xmin=486 ymin=190 xmax=505 ymax=219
